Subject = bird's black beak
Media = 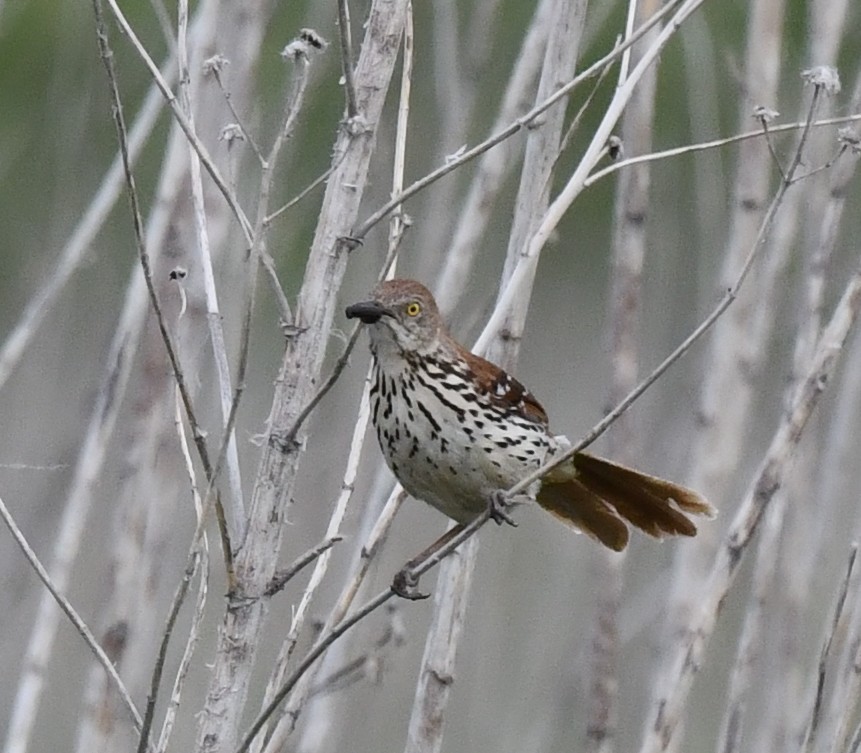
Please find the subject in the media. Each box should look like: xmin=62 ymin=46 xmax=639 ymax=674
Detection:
xmin=345 ymin=300 xmax=389 ymax=324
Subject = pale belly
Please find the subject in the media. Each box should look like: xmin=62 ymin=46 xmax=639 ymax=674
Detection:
xmin=371 ymin=372 xmax=552 ymax=523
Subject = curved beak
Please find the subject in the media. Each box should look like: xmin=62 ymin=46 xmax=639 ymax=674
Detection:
xmin=345 ymin=300 xmax=390 ymax=324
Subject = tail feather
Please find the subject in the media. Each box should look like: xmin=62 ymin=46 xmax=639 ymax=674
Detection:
xmin=537 ymin=452 xmax=715 ymax=550
xmin=537 ymin=477 xmax=630 ymax=551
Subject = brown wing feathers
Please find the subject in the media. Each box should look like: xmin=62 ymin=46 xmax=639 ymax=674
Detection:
xmin=459 ymin=348 xmax=549 ymax=426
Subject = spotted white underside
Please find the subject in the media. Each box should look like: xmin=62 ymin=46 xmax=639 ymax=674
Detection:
xmin=369 ymin=341 xmax=557 ymax=523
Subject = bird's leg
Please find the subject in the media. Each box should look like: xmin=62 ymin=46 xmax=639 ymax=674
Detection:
xmin=488 ymin=490 xmax=518 ymax=527
xmin=392 ymin=523 xmax=467 ymax=600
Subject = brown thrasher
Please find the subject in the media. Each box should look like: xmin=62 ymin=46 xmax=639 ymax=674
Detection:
xmin=346 ymin=279 xmax=714 ymax=597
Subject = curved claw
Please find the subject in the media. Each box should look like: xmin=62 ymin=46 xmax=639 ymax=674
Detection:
xmin=489 ymin=491 xmax=518 ymax=527
xmin=392 ymin=568 xmax=430 ymax=600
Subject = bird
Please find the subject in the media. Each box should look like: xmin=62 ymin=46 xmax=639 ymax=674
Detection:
xmin=345 ymin=279 xmax=714 ymax=597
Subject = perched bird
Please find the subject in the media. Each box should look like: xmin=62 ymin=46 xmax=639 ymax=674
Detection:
xmin=346 ymin=279 xmax=714 ymax=593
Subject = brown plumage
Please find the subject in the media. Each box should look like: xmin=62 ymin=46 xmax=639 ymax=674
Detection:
xmin=346 ymin=279 xmax=714 ymax=552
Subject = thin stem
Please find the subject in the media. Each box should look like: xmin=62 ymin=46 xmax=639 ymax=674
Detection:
xmin=210 ymin=65 xmax=264 ymax=163
xmin=337 ymin=0 xmax=359 ymax=118
xmin=93 ymin=0 xmax=233 ymax=576
xmin=281 ymin=325 xmax=363 ymax=447
xmin=176 ymin=0 xmax=246 ymax=538
xmin=0 ymin=495 xmax=146 ymax=740
xmin=264 ymin=536 xmax=344 ymax=597
xmin=264 ymin=162 xmax=340 ymax=226
xmin=584 ymin=112 xmax=861 ymax=189
xmin=136 ymin=553 xmax=199 ymax=753
xmin=154 ymin=391 xmax=211 ymax=753
xmin=104 ymin=0 xmax=252 ymax=241
xmin=234 ymin=589 xmax=394 ymax=753
xmin=801 ymin=544 xmax=859 ymax=753
xmin=352 ymin=0 xmax=683 ymax=239
xmin=221 ymin=42 xmax=314 ymax=554
xmin=236 ymin=510 xmax=491 ymax=753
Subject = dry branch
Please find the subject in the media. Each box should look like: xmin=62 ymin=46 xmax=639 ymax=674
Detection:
xmin=195 ymin=2 xmax=411 ymax=750
xmin=640 ymin=250 xmax=861 ymax=753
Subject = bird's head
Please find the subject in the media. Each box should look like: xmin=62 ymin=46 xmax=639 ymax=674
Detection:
xmin=346 ymin=279 xmax=444 ymax=357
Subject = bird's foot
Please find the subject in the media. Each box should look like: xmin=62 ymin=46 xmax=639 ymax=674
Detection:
xmin=392 ymin=567 xmax=430 ymax=601
xmin=488 ymin=491 xmax=518 ymax=527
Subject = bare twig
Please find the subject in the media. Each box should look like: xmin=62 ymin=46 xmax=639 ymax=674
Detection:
xmin=584 ymin=112 xmax=861 ymax=189
xmin=585 ymin=1 xmax=660 ymax=748
xmin=196 ymin=3 xmax=411 ymax=749
xmin=93 ymin=0 xmax=233 ymax=577
xmin=800 ymin=544 xmax=858 ymax=753
xmin=309 ymin=605 xmax=405 ymax=697
xmin=402 ymin=534 xmax=478 ymax=753
xmin=435 ymin=0 xmax=554 ymax=309
xmin=176 ymin=0 xmax=246 ymax=536
xmin=353 ymin=0 xmax=684 ymax=240
xmin=261 ymin=13 xmax=416 ymax=748
xmin=236 ymin=498 xmax=496 ymax=753
xmin=475 ymin=0 xmax=711 ymax=355
xmin=264 ymin=162 xmax=341 ymax=226
xmin=154 ymin=388 xmax=211 ymax=753
xmin=0 ymin=495 xmax=145 ymax=739
xmin=104 ymin=0 xmax=253 ymax=241
xmin=207 ymin=58 xmax=264 ymax=163
xmin=387 ymin=0 xmax=413 ymax=255
xmin=257 ymin=383 xmax=376 ymax=745
xmin=639 ymin=254 xmax=861 ymax=753
xmin=281 ymin=325 xmax=363 ymax=448
xmin=235 ymin=587 xmax=396 ymax=753
xmin=137 ymin=547 xmax=204 ymax=753
xmin=138 ymin=270 xmax=209 ymax=753
xmin=155 ymin=547 xmax=209 ymax=753
xmin=214 ymin=34 xmax=317 ymax=556
xmin=264 ymin=536 xmax=344 ymax=597
xmin=337 ymin=0 xmax=358 ymax=118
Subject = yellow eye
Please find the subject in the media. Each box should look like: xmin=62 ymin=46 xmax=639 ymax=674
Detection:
xmin=405 ymin=301 xmax=421 ymax=317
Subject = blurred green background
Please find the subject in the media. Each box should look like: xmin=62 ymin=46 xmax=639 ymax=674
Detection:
xmin=2 ymin=1 xmax=861 ymax=752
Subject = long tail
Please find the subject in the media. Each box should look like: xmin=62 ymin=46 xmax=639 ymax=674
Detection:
xmin=536 ymin=452 xmax=715 ymax=551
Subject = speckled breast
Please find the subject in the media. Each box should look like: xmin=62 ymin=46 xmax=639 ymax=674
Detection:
xmin=369 ymin=356 xmax=552 ymax=523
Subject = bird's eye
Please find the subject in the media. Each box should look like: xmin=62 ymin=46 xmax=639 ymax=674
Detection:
xmin=405 ymin=302 xmax=421 ymax=317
